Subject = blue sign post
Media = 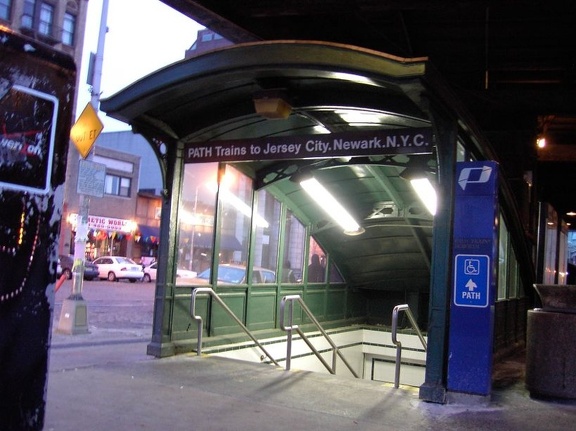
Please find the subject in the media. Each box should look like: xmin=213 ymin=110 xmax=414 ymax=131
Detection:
xmin=447 ymin=161 xmax=498 ymax=397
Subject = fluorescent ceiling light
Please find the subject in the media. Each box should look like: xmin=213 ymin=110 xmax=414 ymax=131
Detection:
xmin=410 ymin=178 xmax=437 ymax=215
xmin=313 ymin=125 xmax=330 ymax=134
xmin=328 ymin=72 xmax=379 ymax=86
xmin=299 ymin=177 xmax=363 ymax=234
xmin=335 ymin=109 xmax=386 ymax=126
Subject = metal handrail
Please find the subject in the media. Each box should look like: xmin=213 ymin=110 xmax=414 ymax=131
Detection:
xmin=190 ymin=287 xmax=279 ymax=366
xmin=391 ymin=304 xmax=427 ymax=388
xmin=279 ymin=294 xmax=359 ymax=378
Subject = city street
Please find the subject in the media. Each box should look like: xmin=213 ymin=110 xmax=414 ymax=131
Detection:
xmin=49 ymin=278 xmax=156 ymax=371
xmin=53 ymin=278 xmax=155 ymax=331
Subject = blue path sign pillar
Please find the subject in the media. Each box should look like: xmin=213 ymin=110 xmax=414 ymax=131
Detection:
xmin=448 ymin=161 xmax=499 ymax=397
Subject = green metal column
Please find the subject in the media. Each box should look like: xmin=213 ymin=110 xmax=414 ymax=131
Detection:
xmin=419 ymin=111 xmax=457 ymax=403
xmin=147 ymin=139 xmax=185 ymax=357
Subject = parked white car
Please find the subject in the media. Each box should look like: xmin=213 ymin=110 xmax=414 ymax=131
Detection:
xmin=189 ymin=264 xmax=276 ymax=285
xmin=92 ymin=256 xmax=144 ymax=282
xmin=142 ymin=262 xmax=197 ymax=283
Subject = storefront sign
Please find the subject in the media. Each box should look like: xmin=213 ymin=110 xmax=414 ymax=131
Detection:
xmin=184 ymin=128 xmax=433 ymax=163
xmin=0 ymin=85 xmax=58 ymax=194
xmin=69 ymin=213 xmax=135 ymax=233
xmin=448 ymin=161 xmax=499 ymax=396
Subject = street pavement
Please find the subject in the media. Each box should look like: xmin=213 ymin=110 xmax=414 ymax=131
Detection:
xmin=44 ymin=279 xmax=576 ymax=431
xmin=49 ymin=278 xmax=154 ymax=370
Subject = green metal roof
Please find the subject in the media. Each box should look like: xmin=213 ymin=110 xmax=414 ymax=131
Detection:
xmin=101 ymin=41 xmax=445 ymax=291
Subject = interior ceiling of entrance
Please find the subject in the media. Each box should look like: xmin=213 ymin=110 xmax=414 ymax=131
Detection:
xmin=162 ymin=0 xmax=576 ymax=220
xmin=182 ymin=79 xmax=436 ymax=291
xmin=100 ymin=39 xmax=440 ymax=291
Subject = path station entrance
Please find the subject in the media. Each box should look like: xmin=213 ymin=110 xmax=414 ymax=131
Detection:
xmin=101 ymin=41 xmax=533 ymax=403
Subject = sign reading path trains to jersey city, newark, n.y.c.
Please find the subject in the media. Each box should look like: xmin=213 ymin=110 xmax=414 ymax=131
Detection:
xmin=184 ymin=128 xmax=433 ymax=163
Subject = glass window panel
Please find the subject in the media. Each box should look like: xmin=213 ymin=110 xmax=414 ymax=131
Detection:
xmin=456 ymin=141 xmax=466 ymax=162
xmin=498 ymin=214 xmax=509 ymax=300
xmin=569 ymin=231 xmax=576 ymax=265
xmin=39 ymin=3 xmax=53 ymax=36
xmin=558 ymin=228 xmax=568 ymax=284
xmin=308 ymin=237 xmax=326 ymax=283
xmin=179 ymin=163 xmax=218 ymax=276
xmin=329 ymin=261 xmax=344 ymax=283
xmin=104 ymin=174 xmax=118 ymax=195
xmin=282 ymin=210 xmax=305 ymax=283
xmin=509 ymin=246 xmax=519 ymax=299
xmin=252 ymin=189 xmax=280 ymax=284
xmin=544 ymin=212 xmax=557 ymax=284
xmin=0 ymin=0 xmax=12 ymax=20
xmin=120 ymin=177 xmax=130 ymax=197
xmin=62 ymin=12 xmax=76 ymax=46
xmin=21 ymin=0 xmax=33 ymax=28
xmin=104 ymin=174 xmax=130 ymax=197
xmin=216 ymin=165 xmax=251 ymax=285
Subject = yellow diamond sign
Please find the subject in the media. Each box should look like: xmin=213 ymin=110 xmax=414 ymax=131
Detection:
xmin=70 ymin=102 xmax=104 ymax=158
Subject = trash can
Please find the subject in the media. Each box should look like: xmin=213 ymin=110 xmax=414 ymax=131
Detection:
xmin=526 ymin=284 xmax=576 ymax=399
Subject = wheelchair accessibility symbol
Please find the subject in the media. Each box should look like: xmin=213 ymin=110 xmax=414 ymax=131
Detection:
xmin=454 ymin=254 xmax=490 ymax=308
xmin=464 ymin=259 xmax=480 ymax=275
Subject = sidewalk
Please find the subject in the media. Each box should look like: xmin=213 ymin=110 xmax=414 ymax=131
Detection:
xmin=44 ymin=328 xmax=576 ymax=431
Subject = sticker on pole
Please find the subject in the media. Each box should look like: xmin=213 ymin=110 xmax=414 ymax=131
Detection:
xmin=454 ymin=254 xmax=490 ymax=308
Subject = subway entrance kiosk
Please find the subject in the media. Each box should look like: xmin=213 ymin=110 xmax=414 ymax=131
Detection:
xmin=101 ymin=41 xmax=532 ymax=405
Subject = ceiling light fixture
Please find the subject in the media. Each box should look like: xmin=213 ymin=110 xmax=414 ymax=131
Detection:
xmin=292 ymin=171 xmax=364 ymax=235
xmin=313 ymin=124 xmax=330 ymax=134
xmin=400 ymin=157 xmax=437 ymax=216
xmin=409 ymin=178 xmax=437 ymax=216
xmin=253 ymin=89 xmax=292 ymax=119
xmin=335 ymin=109 xmax=383 ymax=126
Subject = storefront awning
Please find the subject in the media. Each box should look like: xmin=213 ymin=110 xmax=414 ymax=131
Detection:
xmin=192 ymin=232 xmax=242 ymax=250
xmin=138 ymin=225 xmax=160 ymax=244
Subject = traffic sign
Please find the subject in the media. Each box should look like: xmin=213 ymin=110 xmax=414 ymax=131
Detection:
xmin=70 ymin=102 xmax=104 ymax=158
xmin=454 ymin=254 xmax=490 ymax=308
xmin=77 ymin=159 xmax=105 ymax=197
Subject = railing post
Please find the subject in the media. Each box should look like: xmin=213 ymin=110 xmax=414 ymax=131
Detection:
xmin=190 ymin=288 xmax=280 ymax=366
xmin=280 ymin=294 xmax=359 ymax=378
xmin=391 ymin=303 xmax=427 ymax=389
xmin=190 ymin=288 xmax=210 ymax=356
xmin=392 ymin=304 xmax=404 ymax=388
xmin=280 ymin=295 xmax=299 ymax=371
xmin=286 ymin=298 xmax=293 ymax=370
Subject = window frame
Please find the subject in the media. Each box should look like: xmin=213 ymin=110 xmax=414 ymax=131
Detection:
xmin=104 ymin=173 xmax=132 ymax=198
xmin=62 ymin=11 xmax=76 ymax=46
xmin=38 ymin=2 xmax=54 ymax=37
xmin=0 ymin=0 xmax=12 ymax=21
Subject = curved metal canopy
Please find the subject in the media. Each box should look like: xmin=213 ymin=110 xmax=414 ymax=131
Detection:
xmin=102 ymin=41 xmax=432 ymax=140
xmin=101 ymin=41 xmax=464 ymax=291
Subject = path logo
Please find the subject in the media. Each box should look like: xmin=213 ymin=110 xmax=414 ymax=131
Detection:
xmin=458 ymin=165 xmax=493 ymax=190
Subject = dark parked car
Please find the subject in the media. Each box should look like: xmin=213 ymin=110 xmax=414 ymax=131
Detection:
xmin=58 ymin=255 xmax=99 ymax=281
